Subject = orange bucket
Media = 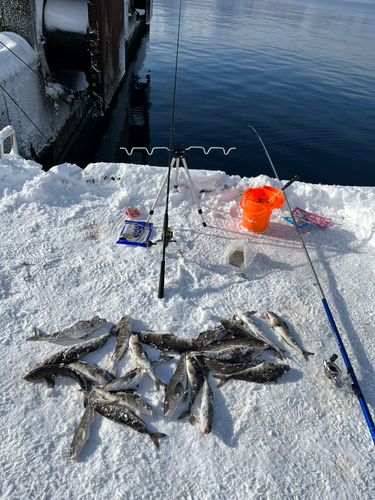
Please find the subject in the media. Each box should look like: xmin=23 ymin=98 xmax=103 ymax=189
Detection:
xmin=240 ymin=185 xmax=284 ymax=233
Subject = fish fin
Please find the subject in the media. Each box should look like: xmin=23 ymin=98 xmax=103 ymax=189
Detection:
xmin=107 ymin=364 xmax=117 ymax=378
xmin=109 ymin=325 xmax=118 ymax=336
xmin=158 ymin=352 xmax=174 ymax=362
xmin=212 ymin=375 xmax=228 ymax=388
xmin=177 ymin=410 xmax=188 ymax=421
xmin=26 ymin=327 xmax=45 ymax=341
xmin=155 ymin=379 xmax=167 ymax=392
xmin=187 ymin=414 xmax=198 ymax=426
xmin=303 ymin=351 xmax=315 ymax=361
xmin=182 ymin=390 xmax=189 ymax=402
xmin=245 ymin=311 xmax=257 ymax=317
xmin=149 ymin=432 xmax=167 ymax=449
xmin=44 ymin=377 xmax=55 ymax=388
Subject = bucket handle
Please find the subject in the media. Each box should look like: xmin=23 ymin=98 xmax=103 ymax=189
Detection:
xmin=240 ymin=190 xmax=249 ymax=210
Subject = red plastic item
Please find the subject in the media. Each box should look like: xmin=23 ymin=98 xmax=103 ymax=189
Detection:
xmin=124 ymin=207 xmax=141 ymax=218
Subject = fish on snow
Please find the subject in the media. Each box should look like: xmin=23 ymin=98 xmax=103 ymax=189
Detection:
xmin=24 ymin=364 xmax=90 ymax=392
xmin=68 ymin=360 xmax=115 ymax=386
xmin=70 ymin=403 xmax=95 ymax=460
xmin=42 ymin=327 xmax=116 ymax=366
xmin=26 ymin=316 xmax=107 ymax=342
xmin=213 ymin=361 xmax=291 ymax=388
xmin=89 ymin=399 xmax=167 ymax=449
xmin=107 ymin=315 xmax=132 ymax=376
xmin=233 ymin=308 xmax=287 ymax=360
xmin=264 ymin=311 xmax=314 ymax=361
xmin=128 ymin=334 xmax=167 ymax=391
xmin=164 ymin=353 xmax=188 ymax=420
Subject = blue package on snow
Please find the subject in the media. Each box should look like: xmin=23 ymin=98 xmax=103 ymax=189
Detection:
xmin=117 ymin=221 xmax=153 ymax=247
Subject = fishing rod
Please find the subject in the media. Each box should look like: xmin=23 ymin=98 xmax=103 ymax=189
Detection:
xmin=158 ymin=0 xmax=183 ymax=299
xmin=249 ymin=125 xmax=375 ymax=447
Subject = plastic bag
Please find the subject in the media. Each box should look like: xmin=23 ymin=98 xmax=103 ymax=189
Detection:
xmin=223 ymin=240 xmax=256 ymax=271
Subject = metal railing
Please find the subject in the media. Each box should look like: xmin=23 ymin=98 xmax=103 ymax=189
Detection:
xmin=0 ymin=125 xmax=19 ymax=159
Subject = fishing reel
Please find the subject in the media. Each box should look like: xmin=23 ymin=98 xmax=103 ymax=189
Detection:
xmin=324 ymin=354 xmax=343 ymax=388
xmin=147 ymin=227 xmax=176 ymax=248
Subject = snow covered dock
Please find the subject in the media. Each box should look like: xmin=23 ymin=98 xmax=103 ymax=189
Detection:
xmin=1 ymin=154 xmax=375 ymax=499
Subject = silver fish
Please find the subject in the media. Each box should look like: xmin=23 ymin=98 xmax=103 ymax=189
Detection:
xmin=107 ymin=315 xmax=132 ymax=376
xmin=129 ymin=334 xmax=167 ymax=391
xmin=191 ymin=346 xmax=261 ymax=364
xmin=219 ymin=317 xmax=257 ymax=340
xmin=178 ymin=355 xmax=205 ymax=424
xmin=42 ymin=327 xmax=115 ymax=365
xmin=191 ymin=338 xmax=268 ymax=364
xmin=198 ymin=356 xmax=262 ymax=375
xmin=100 ymin=351 xmax=172 ymax=392
xmin=164 ymin=353 xmax=188 ymax=420
xmin=265 ymin=311 xmax=314 ymax=361
xmin=195 ymin=337 xmax=270 ymax=351
xmin=213 ymin=361 xmax=291 ymax=388
xmin=24 ymin=364 xmax=89 ymax=391
xmin=68 ymin=361 xmax=115 ymax=386
xmin=102 ymin=368 xmax=143 ymax=392
xmin=70 ymin=403 xmax=95 ymax=460
xmin=191 ymin=325 xmax=230 ymax=349
xmin=93 ymin=387 xmax=155 ymax=416
xmin=90 ymin=399 xmax=167 ymax=448
xmin=26 ymin=316 xmax=107 ymax=342
xmin=198 ymin=376 xmax=214 ymax=435
xmin=233 ymin=307 xmax=287 ymax=360
xmin=137 ymin=331 xmax=194 ymax=353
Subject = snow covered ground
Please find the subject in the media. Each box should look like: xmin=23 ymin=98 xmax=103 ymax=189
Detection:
xmin=1 ymin=153 xmax=375 ymax=499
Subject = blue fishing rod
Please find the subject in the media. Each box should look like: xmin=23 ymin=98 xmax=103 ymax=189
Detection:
xmin=249 ymin=125 xmax=375 ymax=447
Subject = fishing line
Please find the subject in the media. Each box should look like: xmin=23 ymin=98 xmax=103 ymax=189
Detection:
xmin=157 ymin=0 xmax=183 ymax=299
xmin=249 ymin=124 xmax=375 ymax=447
xmin=0 ymin=83 xmax=48 ymax=140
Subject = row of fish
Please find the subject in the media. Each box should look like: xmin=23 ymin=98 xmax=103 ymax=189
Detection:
xmin=23 ymin=308 xmax=314 ymax=459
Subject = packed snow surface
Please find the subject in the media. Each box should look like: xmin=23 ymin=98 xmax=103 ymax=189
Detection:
xmin=1 ymin=154 xmax=375 ymax=499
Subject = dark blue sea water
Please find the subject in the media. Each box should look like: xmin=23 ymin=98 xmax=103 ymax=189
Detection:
xmin=81 ymin=0 xmax=375 ymax=186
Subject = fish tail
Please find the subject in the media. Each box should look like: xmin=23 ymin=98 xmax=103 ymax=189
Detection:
xmin=187 ymin=414 xmax=198 ymax=426
xmin=107 ymin=364 xmax=117 ymax=378
xmin=149 ymin=432 xmax=167 ymax=449
xmin=26 ymin=327 xmax=44 ymax=341
xmin=212 ymin=375 xmax=228 ymax=388
xmin=303 ymin=351 xmax=315 ymax=361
